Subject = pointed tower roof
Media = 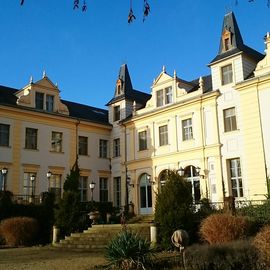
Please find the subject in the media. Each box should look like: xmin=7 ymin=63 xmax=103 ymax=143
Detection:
xmin=106 ymin=64 xmax=150 ymax=106
xmin=118 ymin=64 xmax=133 ymax=93
xmin=209 ymin=12 xmax=263 ymax=65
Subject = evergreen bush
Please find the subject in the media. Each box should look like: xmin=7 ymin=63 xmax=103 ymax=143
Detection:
xmin=105 ymin=229 xmax=155 ymax=270
xmin=154 ymin=170 xmax=193 ymax=249
xmin=199 ymin=213 xmax=250 ymax=244
xmin=185 ymin=240 xmax=265 ymax=270
xmin=0 ymin=216 xmax=39 ymax=246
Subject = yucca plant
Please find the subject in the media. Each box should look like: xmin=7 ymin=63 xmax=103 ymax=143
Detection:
xmin=105 ymin=229 xmax=155 ymax=270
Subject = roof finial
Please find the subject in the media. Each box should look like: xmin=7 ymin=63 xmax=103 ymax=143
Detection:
xmin=43 ymin=70 xmax=47 ymax=78
xmin=199 ymin=76 xmax=204 ymax=91
xmin=29 ymin=76 xmax=33 ymax=84
xmin=162 ymin=65 xmax=166 ymax=73
xmin=132 ymin=100 xmax=137 ymax=116
xmin=173 ymin=70 xmax=177 ymax=78
xmin=55 ymin=82 xmax=58 ymax=88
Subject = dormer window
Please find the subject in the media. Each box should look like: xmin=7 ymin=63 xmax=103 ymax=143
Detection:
xmin=35 ymin=92 xmax=44 ymax=110
xmin=35 ymin=92 xmax=54 ymax=112
xmin=222 ymin=30 xmax=232 ymax=52
xmin=116 ymin=79 xmax=122 ymax=95
xmin=156 ymin=87 xmax=173 ymax=107
xmin=46 ymin=95 xmax=54 ymax=112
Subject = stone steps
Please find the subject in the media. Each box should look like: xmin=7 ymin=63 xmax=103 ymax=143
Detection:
xmin=53 ymin=223 xmax=151 ymax=251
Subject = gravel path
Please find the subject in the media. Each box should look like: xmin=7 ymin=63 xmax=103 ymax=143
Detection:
xmin=0 ymin=246 xmax=107 ymax=270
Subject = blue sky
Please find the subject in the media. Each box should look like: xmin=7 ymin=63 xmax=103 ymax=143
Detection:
xmin=0 ymin=1 xmax=269 ymax=109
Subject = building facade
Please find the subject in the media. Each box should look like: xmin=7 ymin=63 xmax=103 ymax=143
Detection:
xmin=0 ymin=12 xmax=270 ymax=214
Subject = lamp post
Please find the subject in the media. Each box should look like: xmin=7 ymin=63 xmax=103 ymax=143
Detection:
xmin=46 ymin=171 xmax=52 ymax=191
xmin=1 ymin=167 xmax=8 ymax=191
xmin=89 ymin=181 xmax=95 ymax=203
xmin=30 ymin=174 xmax=36 ymax=196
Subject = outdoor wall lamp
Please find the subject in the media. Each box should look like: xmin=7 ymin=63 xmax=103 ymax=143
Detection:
xmin=177 ymin=167 xmax=185 ymax=177
xmin=89 ymin=181 xmax=96 ymax=203
xmin=1 ymin=167 xmax=8 ymax=191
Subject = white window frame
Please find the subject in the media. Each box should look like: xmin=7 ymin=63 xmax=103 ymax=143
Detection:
xmin=99 ymin=139 xmax=108 ymax=158
xmin=182 ymin=118 xmax=193 ymax=141
xmin=221 ymin=64 xmax=233 ymax=85
xmin=229 ymin=158 xmax=243 ymax=198
xmin=159 ymin=125 xmax=168 ymax=146
xmin=100 ymin=177 xmax=109 ymax=202
xmin=51 ymin=131 xmax=63 ymax=152
xmin=224 ymin=107 xmax=237 ymax=132
xmin=113 ymin=138 xmax=120 ymax=157
xmin=46 ymin=94 xmax=54 ymax=112
xmin=79 ymin=176 xmax=88 ymax=202
xmin=138 ymin=130 xmax=147 ymax=151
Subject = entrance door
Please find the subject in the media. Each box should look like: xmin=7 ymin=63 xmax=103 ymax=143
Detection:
xmin=139 ymin=173 xmax=153 ymax=215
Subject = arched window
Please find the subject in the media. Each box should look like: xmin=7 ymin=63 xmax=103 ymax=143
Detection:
xmin=184 ymin=165 xmax=201 ymax=202
xmin=158 ymin=169 xmax=169 ymax=191
xmin=139 ymin=173 xmax=152 ymax=214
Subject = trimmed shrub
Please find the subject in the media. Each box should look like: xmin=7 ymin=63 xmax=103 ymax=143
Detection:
xmin=185 ymin=240 xmax=265 ymax=270
xmin=237 ymin=200 xmax=270 ymax=234
xmin=200 ymin=213 xmax=250 ymax=244
xmin=0 ymin=191 xmax=14 ymax=221
xmin=0 ymin=216 xmax=39 ymax=246
xmin=155 ymin=170 xmax=193 ymax=249
xmin=254 ymin=224 xmax=270 ymax=265
xmin=105 ymin=229 xmax=155 ymax=270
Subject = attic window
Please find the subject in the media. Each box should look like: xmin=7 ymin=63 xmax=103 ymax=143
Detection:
xmin=222 ymin=30 xmax=232 ymax=52
xmin=116 ymin=79 xmax=122 ymax=95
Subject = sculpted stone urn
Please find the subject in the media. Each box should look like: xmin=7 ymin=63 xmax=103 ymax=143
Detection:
xmin=89 ymin=211 xmax=100 ymax=225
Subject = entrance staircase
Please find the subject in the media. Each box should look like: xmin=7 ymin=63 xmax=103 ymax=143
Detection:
xmin=53 ymin=222 xmax=152 ymax=251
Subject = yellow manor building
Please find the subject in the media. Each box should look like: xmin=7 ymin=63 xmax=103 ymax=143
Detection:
xmin=0 ymin=12 xmax=270 ymax=215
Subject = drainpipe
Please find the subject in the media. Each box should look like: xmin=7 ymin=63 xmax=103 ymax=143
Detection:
xmin=255 ymin=81 xmax=269 ymax=196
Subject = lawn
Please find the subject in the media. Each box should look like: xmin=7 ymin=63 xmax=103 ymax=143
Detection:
xmin=0 ymin=246 xmax=106 ymax=270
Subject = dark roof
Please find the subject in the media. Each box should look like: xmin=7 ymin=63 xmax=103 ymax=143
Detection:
xmin=106 ymin=88 xmax=151 ymax=106
xmin=210 ymin=12 xmax=264 ymax=64
xmin=61 ymin=100 xmax=109 ymax=125
xmin=0 ymin=85 xmax=110 ymax=126
xmin=190 ymin=75 xmax=213 ymax=93
xmin=106 ymin=64 xmax=151 ymax=106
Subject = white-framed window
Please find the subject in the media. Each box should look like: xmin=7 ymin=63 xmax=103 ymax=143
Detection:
xmin=159 ymin=125 xmax=168 ymax=146
xmin=114 ymin=106 xmax=120 ymax=121
xmin=0 ymin=124 xmax=10 ymax=147
xmin=221 ymin=64 xmax=233 ymax=85
xmin=156 ymin=87 xmax=173 ymax=107
xmin=165 ymin=87 xmax=172 ymax=104
xmin=224 ymin=107 xmax=237 ymax=132
xmin=99 ymin=139 xmax=108 ymax=158
xmin=182 ymin=118 xmax=193 ymax=141
xmin=100 ymin=177 xmax=108 ymax=202
xmin=51 ymin=131 xmax=63 ymax=152
xmin=79 ymin=176 xmax=88 ymax=202
xmin=49 ymin=174 xmax=62 ymax=201
xmin=114 ymin=177 xmax=121 ymax=207
xmin=46 ymin=95 xmax=54 ymax=112
xmin=25 ymin=128 xmax=38 ymax=150
xmin=23 ymin=172 xmax=36 ymax=196
xmin=78 ymin=136 xmax=88 ymax=155
xmin=229 ymin=158 xmax=243 ymax=198
xmin=113 ymin=138 xmax=120 ymax=157
xmin=184 ymin=165 xmax=201 ymax=203
xmin=35 ymin=92 xmax=44 ymax=109
xmin=138 ymin=131 xmax=147 ymax=151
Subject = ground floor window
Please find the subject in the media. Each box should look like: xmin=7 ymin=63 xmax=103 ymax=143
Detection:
xmin=79 ymin=176 xmax=88 ymax=202
xmin=100 ymin=177 xmax=108 ymax=202
xmin=49 ymin=174 xmax=62 ymax=201
xmin=229 ymin=158 xmax=243 ymax=198
xmin=184 ymin=165 xmax=201 ymax=202
xmin=114 ymin=177 xmax=121 ymax=207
